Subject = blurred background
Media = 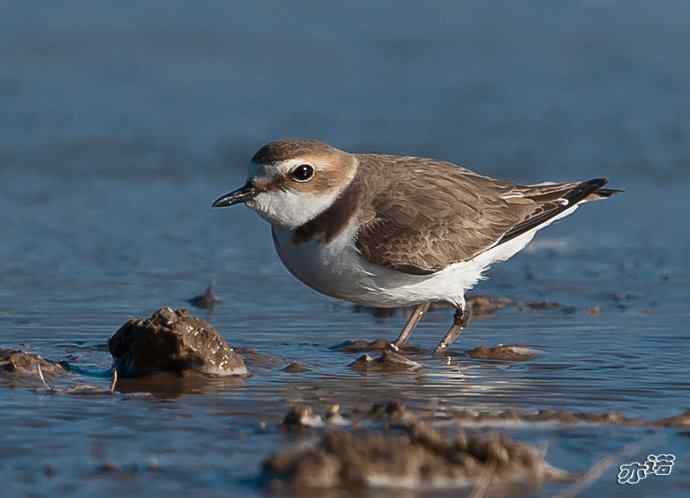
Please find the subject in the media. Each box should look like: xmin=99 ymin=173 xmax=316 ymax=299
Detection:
xmin=1 ymin=2 xmax=689 ymax=497
xmin=3 ymin=1 xmax=690 ymax=182
xmin=1 ymin=0 xmax=688 ymax=309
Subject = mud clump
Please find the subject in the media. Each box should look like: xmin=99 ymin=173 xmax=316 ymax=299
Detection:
xmin=282 ymin=405 xmax=350 ymax=429
xmin=467 ymin=296 xmax=514 ymax=316
xmin=0 ymin=349 xmax=66 ymax=377
xmin=282 ymin=361 xmax=307 ymax=373
xmin=367 ymin=400 xmax=419 ymax=426
xmin=331 ymin=338 xmax=421 ymax=353
xmin=467 ymin=345 xmax=538 ymax=361
xmin=283 ymin=406 xmax=325 ymax=429
xmin=332 ymin=338 xmax=390 ymax=352
xmin=262 ymin=423 xmax=570 ymax=490
xmin=517 ymin=301 xmax=577 ymax=314
xmin=324 ymin=404 xmax=349 ymax=426
xmin=349 ymin=351 xmax=422 ymax=372
xmin=188 ymin=285 xmax=220 ymax=310
xmin=108 ymin=307 xmax=247 ymax=377
xmin=235 ymin=347 xmax=283 ymax=370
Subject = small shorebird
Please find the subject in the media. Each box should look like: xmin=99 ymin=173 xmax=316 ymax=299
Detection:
xmin=213 ymin=140 xmax=620 ymax=352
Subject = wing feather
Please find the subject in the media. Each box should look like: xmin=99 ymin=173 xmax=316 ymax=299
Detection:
xmin=354 ymin=155 xmax=526 ymax=274
xmin=353 ymin=154 xmax=610 ymax=275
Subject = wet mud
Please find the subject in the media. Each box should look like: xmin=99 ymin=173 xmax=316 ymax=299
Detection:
xmin=286 ymin=401 xmax=690 ymax=432
xmin=331 ymin=338 xmax=422 ymax=353
xmin=0 ymin=349 xmax=66 ymax=378
xmin=108 ymin=307 xmax=247 ymax=377
xmin=349 ymin=351 xmax=423 ymax=372
xmin=467 ymin=345 xmax=539 ymax=361
xmin=262 ymin=421 xmax=571 ymax=491
xmin=282 ymin=361 xmax=308 ymax=373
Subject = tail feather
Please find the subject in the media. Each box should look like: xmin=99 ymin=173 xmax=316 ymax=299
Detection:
xmin=497 ymin=178 xmax=621 ymax=245
xmin=585 ymin=187 xmax=624 ymax=201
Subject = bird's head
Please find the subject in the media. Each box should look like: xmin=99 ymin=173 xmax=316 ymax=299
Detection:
xmin=212 ymin=139 xmax=357 ymax=228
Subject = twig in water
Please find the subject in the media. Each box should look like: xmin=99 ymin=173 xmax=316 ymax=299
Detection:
xmin=110 ymin=368 xmax=118 ymax=393
xmin=36 ymin=362 xmax=55 ymax=392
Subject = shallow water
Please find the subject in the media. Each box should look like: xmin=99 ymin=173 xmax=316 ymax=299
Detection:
xmin=2 ymin=2 xmax=690 ymax=497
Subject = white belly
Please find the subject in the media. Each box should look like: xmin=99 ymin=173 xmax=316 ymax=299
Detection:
xmin=271 ymin=224 xmax=473 ymax=308
xmin=270 ymin=204 xmax=578 ymax=308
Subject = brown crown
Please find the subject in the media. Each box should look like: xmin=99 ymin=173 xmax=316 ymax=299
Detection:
xmin=251 ymin=139 xmax=339 ymax=164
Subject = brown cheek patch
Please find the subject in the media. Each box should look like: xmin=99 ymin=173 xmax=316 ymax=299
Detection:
xmin=288 ymin=153 xmax=356 ymax=194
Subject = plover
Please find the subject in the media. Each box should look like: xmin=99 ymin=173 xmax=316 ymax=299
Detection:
xmin=213 ymin=140 xmax=620 ymax=352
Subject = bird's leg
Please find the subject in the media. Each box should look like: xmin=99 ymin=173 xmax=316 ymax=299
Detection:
xmin=434 ymin=304 xmax=472 ymax=353
xmin=389 ymin=303 xmax=430 ymax=350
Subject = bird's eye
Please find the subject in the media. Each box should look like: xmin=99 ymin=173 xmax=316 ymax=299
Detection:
xmin=290 ymin=164 xmax=315 ymax=182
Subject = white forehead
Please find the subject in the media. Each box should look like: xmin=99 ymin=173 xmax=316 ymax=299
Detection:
xmin=248 ymin=158 xmax=309 ymax=178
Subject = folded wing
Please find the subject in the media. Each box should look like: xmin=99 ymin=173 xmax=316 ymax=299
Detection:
xmin=354 ymin=155 xmax=616 ymax=275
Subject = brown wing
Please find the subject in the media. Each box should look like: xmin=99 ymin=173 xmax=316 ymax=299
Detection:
xmin=354 ymin=155 xmax=528 ymax=274
xmin=353 ymin=154 xmax=611 ymax=275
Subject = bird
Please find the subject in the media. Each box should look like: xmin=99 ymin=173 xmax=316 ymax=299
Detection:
xmin=212 ymin=139 xmax=620 ymax=353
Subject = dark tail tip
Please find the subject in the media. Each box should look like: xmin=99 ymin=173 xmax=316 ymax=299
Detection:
xmin=584 ymin=177 xmax=623 ymax=200
xmin=588 ymin=177 xmax=609 ymax=189
xmin=594 ymin=188 xmax=624 ymax=198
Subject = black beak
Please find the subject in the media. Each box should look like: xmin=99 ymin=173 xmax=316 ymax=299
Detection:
xmin=212 ymin=183 xmax=257 ymax=208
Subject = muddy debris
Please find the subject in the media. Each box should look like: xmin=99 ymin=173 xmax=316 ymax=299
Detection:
xmin=0 ymin=348 xmax=66 ymax=378
xmin=108 ymin=307 xmax=247 ymax=377
xmin=188 ymin=285 xmax=220 ymax=309
xmin=360 ymin=402 xmax=690 ymax=431
xmin=366 ymin=400 xmax=420 ymax=427
xmin=449 ymin=407 xmax=690 ymax=429
xmin=467 ymin=295 xmax=514 ymax=316
xmin=652 ymin=410 xmax=690 ymax=428
xmin=331 ymin=338 xmax=421 ymax=353
xmin=515 ymin=301 xmax=577 ymax=314
xmin=262 ymin=422 xmax=571 ymax=490
xmin=519 ymin=301 xmax=561 ymax=311
xmin=450 ymin=408 xmax=639 ymax=427
xmin=283 ymin=406 xmax=325 ymax=429
xmin=467 ymin=345 xmax=539 ymax=361
xmin=324 ymin=404 xmax=349 ymax=426
xmin=235 ymin=347 xmax=282 ymax=370
xmin=283 ymin=405 xmax=351 ymax=429
xmin=332 ymin=338 xmax=390 ymax=352
xmin=282 ymin=361 xmax=307 ymax=373
xmin=32 ymin=364 xmax=118 ymax=396
xmin=349 ymin=351 xmax=422 ymax=372
xmin=585 ymin=306 xmax=602 ymax=316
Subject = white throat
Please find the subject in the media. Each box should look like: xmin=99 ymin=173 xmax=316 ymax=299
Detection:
xmin=248 ymin=189 xmax=342 ymax=228
xmin=245 ymin=156 xmax=357 ymax=229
